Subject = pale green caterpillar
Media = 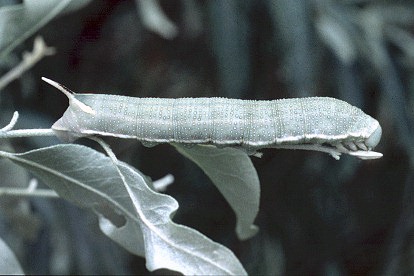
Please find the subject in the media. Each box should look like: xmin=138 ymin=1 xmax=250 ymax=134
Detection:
xmin=43 ymin=77 xmax=382 ymax=160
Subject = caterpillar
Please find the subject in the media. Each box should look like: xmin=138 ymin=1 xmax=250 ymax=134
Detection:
xmin=42 ymin=77 xmax=382 ymax=160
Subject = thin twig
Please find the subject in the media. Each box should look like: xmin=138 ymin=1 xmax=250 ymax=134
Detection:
xmin=27 ymin=178 xmax=38 ymax=192
xmin=153 ymin=174 xmax=174 ymax=192
xmin=0 ymin=187 xmax=59 ymax=198
xmin=0 ymin=36 xmax=55 ymax=91
xmin=0 ymin=111 xmax=19 ymax=132
xmin=136 ymin=0 xmax=178 ymax=39
xmin=0 ymin=108 xmax=56 ymax=138
xmin=271 ymin=143 xmax=383 ymax=160
xmin=271 ymin=144 xmax=343 ymax=160
xmin=0 ymin=128 xmax=56 ymax=139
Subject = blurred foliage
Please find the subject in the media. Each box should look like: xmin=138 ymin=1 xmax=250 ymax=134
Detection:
xmin=0 ymin=0 xmax=413 ymax=274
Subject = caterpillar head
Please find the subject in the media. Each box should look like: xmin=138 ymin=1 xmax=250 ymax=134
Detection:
xmin=365 ymin=123 xmax=382 ymax=149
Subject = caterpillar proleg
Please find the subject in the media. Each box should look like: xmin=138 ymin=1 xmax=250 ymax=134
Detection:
xmin=42 ymin=77 xmax=382 ymax=160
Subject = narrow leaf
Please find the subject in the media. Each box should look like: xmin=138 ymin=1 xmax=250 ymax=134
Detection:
xmin=0 ymin=144 xmax=247 ymax=275
xmin=174 ymin=144 xmax=260 ymax=240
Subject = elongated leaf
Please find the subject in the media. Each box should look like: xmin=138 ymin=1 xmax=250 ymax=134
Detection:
xmin=0 ymin=144 xmax=247 ymax=275
xmin=0 ymin=237 xmax=24 ymax=275
xmin=174 ymin=144 xmax=260 ymax=240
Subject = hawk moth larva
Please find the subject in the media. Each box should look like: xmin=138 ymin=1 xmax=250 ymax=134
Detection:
xmin=42 ymin=78 xmax=382 ymax=160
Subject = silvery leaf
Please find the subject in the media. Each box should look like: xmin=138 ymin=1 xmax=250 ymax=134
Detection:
xmin=0 ymin=144 xmax=247 ymax=275
xmin=174 ymin=144 xmax=260 ymax=240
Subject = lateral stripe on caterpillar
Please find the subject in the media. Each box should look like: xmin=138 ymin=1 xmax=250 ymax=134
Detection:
xmin=42 ymin=77 xmax=382 ymax=160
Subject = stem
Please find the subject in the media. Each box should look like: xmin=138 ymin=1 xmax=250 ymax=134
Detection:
xmin=153 ymin=174 xmax=175 ymax=192
xmin=0 ymin=128 xmax=56 ymax=139
xmin=0 ymin=37 xmax=55 ymax=91
xmin=0 ymin=112 xmax=19 ymax=132
xmin=0 ymin=187 xmax=59 ymax=198
xmin=271 ymin=144 xmax=342 ymax=160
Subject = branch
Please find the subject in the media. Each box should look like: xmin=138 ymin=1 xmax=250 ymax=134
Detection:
xmin=0 ymin=178 xmax=59 ymax=198
xmin=0 ymin=36 xmax=55 ymax=91
xmin=136 ymin=0 xmax=178 ymax=39
xmin=271 ymin=143 xmax=383 ymax=160
xmin=0 ymin=108 xmax=56 ymax=139
xmin=0 ymin=112 xmax=19 ymax=132
xmin=0 ymin=187 xmax=59 ymax=198
xmin=0 ymin=128 xmax=56 ymax=139
xmin=153 ymin=174 xmax=174 ymax=192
